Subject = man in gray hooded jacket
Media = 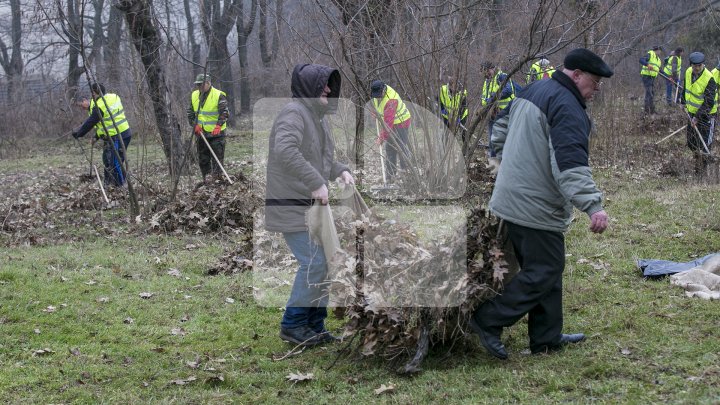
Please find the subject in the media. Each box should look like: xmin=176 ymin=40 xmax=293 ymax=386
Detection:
xmin=469 ymin=48 xmax=611 ymax=359
xmin=265 ymin=64 xmax=354 ymax=346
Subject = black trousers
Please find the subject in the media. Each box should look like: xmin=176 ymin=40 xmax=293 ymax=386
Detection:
xmin=473 ymin=221 xmax=565 ymax=352
xmin=197 ymin=135 xmax=226 ymax=178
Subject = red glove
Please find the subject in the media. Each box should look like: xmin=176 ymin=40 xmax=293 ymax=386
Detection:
xmin=211 ymin=125 xmax=222 ymax=136
xmin=194 ymin=124 xmax=203 ymax=136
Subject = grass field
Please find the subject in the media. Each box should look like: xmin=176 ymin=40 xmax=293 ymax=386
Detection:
xmin=1 ymin=121 xmax=719 ymax=403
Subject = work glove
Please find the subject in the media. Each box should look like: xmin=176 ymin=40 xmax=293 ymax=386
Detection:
xmin=72 ymin=131 xmax=80 ymax=139
xmin=211 ymin=125 xmax=222 ymax=136
xmin=194 ymin=124 xmax=203 ymax=136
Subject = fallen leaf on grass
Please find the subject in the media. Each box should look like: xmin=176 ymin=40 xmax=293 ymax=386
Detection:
xmin=43 ymin=306 xmax=56 ymax=313
xmin=97 ymin=297 xmax=110 ymax=303
xmin=32 ymin=348 xmax=55 ymax=356
xmin=620 ymin=347 xmax=632 ymax=355
xmin=374 ymin=383 xmax=396 ymax=395
xmin=33 ymin=328 xmax=41 ymax=334
xmin=225 ymin=297 xmax=235 ymax=304
xmin=167 ymin=268 xmax=182 ymax=277
xmin=70 ymin=348 xmax=81 ymax=356
xmin=205 ymin=374 xmax=225 ymax=384
xmin=169 ymin=376 xmax=197 ymax=385
xmin=139 ymin=292 xmax=154 ymax=299
xmin=123 ymin=317 xmax=134 ymax=324
xmin=85 ymin=280 xmax=97 ymax=285
xmin=180 ymin=314 xmax=190 ymax=322
xmin=286 ymin=372 xmax=314 ymax=383
xmin=171 ymin=328 xmax=187 ymax=336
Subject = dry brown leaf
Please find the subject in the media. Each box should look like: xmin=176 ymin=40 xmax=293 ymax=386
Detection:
xmin=139 ymin=292 xmax=154 ymax=299
xmin=374 ymin=383 xmax=396 ymax=395
xmin=169 ymin=376 xmax=197 ymax=385
xmin=171 ymin=328 xmax=187 ymax=336
xmin=286 ymin=372 xmax=314 ymax=383
xmin=32 ymin=348 xmax=55 ymax=356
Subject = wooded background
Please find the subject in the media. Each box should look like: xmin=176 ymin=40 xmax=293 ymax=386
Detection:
xmin=2 ymin=0 xmax=720 ymax=166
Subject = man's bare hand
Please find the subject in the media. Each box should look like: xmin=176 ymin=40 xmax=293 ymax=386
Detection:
xmin=340 ymin=171 xmax=355 ymax=185
xmin=589 ymin=210 xmax=609 ymax=234
xmin=311 ymin=184 xmax=329 ymax=205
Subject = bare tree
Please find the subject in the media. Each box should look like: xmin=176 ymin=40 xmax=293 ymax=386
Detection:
xmin=115 ymin=0 xmax=184 ymax=179
xmin=182 ymin=0 xmax=202 ymax=75
xmin=258 ymin=0 xmax=283 ymax=96
xmin=236 ymin=0 xmax=258 ymax=115
xmin=0 ymin=0 xmax=25 ymax=100
xmin=200 ymin=0 xmax=240 ymax=125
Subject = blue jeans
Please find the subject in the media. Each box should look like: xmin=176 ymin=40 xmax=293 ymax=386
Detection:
xmin=102 ymin=134 xmax=131 ymax=187
xmin=281 ymin=231 xmax=329 ymax=332
xmin=641 ymin=75 xmax=656 ymax=114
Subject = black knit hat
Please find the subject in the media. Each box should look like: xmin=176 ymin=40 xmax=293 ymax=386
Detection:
xmin=370 ymin=80 xmax=386 ymax=98
xmin=563 ymin=48 xmax=614 ymax=78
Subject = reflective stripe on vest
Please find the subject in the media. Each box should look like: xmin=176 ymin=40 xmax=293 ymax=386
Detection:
xmin=684 ymin=67 xmax=717 ymax=115
xmin=663 ymin=55 xmax=682 ymax=76
xmin=439 ymin=84 xmax=468 ymax=120
xmin=373 ymin=85 xmax=411 ymax=125
xmin=641 ymin=50 xmax=661 ymax=77
xmin=482 ymin=71 xmax=515 ymax=110
xmin=90 ymin=93 xmax=130 ymax=137
xmin=192 ymin=87 xmax=227 ymax=132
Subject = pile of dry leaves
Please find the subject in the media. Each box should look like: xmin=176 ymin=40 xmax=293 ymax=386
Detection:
xmin=332 ymin=204 xmax=511 ymax=374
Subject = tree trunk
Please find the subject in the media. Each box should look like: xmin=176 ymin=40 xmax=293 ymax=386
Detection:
xmin=62 ymin=0 xmax=85 ymax=100
xmin=115 ymin=0 xmax=184 ymax=179
xmin=258 ymin=0 xmax=283 ymax=96
xmin=0 ymin=0 xmax=24 ymax=100
xmin=201 ymin=0 xmax=240 ymax=126
xmin=237 ymin=0 xmax=258 ymax=115
xmin=183 ymin=0 xmax=202 ymax=76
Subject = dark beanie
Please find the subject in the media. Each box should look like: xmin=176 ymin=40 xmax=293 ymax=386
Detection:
xmin=563 ymin=48 xmax=614 ymax=78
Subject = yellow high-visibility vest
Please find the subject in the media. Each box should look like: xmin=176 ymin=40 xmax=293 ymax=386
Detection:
xmin=482 ymin=71 xmax=515 ymax=110
xmin=439 ymin=84 xmax=468 ymax=120
xmin=90 ymin=93 xmax=130 ymax=137
xmin=684 ymin=67 xmax=717 ymax=115
xmin=192 ymin=87 xmax=227 ymax=132
xmin=641 ymin=50 xmax=661 ymax=77
xmin=663 ymin=55 xmax=682 ymax=76
xmin=372 ymin=85 xmax=411 ymax=124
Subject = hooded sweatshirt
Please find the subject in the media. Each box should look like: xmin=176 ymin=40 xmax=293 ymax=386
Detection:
xmin=264 ymin=64 xmax=349 ymax=232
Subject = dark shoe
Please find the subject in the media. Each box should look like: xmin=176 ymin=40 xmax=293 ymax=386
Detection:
xmin=532 ymin=333 xmax=586 ymax=354
xmin=468 ymin=316 xmax=508 ymax=360
xmin=279 ymin=325 xmax=322 ymax=347
xmin=315 ymin=329 xmax=340 ymax=344
xmin=559 ymin=333 xmax=586 ymax=345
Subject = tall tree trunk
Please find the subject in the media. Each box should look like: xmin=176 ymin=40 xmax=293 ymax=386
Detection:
xmin=0 ymin=0 xmax=24 ymax=100
xmin=237 ymin=0 xmax=258 ymax=115
xmin=258 ymin=0 xmax=283 ymax=96
xmin=105 ymin=6 xmax=124 ymax=86
xmin=115 ymin=0 xmax=184 ymax=179
xmin=183 ymin=0 xmax=202 ymax=76
xmin=61 ymin=0 xmax=85 ymax=100
xmin=201 ymin=0 xmax=239 ymax=126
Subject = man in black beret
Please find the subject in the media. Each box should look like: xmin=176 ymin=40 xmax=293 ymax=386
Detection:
xmin=468 ymin=48 xmax=612 ymax=360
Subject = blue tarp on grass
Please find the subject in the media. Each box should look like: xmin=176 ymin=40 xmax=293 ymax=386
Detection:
xmin=637 ymin=253 xmax=719 ymax=278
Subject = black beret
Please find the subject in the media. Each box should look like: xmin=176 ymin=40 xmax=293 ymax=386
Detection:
xmin=689 ymin=52 xmax=705 ymax=65
xmin=563 ymin=48 xmax=614 ymax=78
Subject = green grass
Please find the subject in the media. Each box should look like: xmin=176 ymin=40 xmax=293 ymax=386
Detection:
xmin=1 ymin=129 xmax=719 ymax=404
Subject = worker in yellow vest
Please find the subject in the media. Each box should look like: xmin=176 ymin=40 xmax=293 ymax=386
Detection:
xmin=72 ymin=82 xmax=132 ymax=187
xmin=481 ymin=61 xmax=520 ymax=159
xmin=187 ymin=74 xmax=230 ymax=181
xmin=663 ymin=47 xmax=683 ymax=105
xmin=438 ymin=77 xmax=468 ymax=129
xmin=526 ymin=58 xmax=555 ymax=84
xmin=681 ymin=52 xmax=716 ymax=176
xmin=371 ymin=80 xmax=412 ymax=183
xmin=639 ymin=45 xmax=663 ymax=115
